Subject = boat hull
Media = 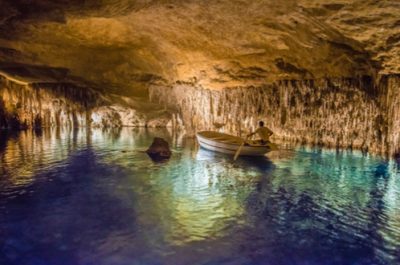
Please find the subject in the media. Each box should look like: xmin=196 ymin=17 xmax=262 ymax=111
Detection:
xmin=196 ymin=131 xmax=273 ymax=156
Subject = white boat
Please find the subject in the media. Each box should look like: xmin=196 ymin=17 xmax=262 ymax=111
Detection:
xmin=196 ymin=131 xmax=277 ymax=156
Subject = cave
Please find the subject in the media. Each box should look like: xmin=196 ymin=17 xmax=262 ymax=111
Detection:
xmin=0 ymin=1 xmax=399 ymax=265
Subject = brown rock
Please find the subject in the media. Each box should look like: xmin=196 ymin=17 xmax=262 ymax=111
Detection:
xmin=146 ymin=137 xmax=172 ymax=162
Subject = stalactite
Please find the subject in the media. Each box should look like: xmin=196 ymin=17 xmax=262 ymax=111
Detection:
xmin=0 ymin=77 xmax=98 ymax=129
xmin=149 ymin=75 xmax=400 ymax=155
xmin=0 ymin=76 xmax=173 ymax=129
xmin=379 ymin=75 xmax=400 ymax=155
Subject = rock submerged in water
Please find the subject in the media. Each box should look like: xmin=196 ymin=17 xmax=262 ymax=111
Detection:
xmin=146 ymin=137 xmax=172 ymax=161
xmin=395 ymin=152 xmax=400 ymax=164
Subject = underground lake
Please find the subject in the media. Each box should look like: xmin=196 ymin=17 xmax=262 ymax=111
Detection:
xmin=1 ymin=1 xmax=400 ymax=264
xmin=0 ymin=128 xmax=399 ymax=265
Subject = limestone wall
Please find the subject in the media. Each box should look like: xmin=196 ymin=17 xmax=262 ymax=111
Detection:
xmin=150 ymin=75 xmax=400 ymax=155
xmin=0 ymin=76 xmax=172 ymax=129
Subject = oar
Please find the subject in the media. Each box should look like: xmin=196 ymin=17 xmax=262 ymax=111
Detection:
xmin=192 ymin=138 xmax=199 ymax=159
xmin=233 ymin=139 xmax=245 ymax=161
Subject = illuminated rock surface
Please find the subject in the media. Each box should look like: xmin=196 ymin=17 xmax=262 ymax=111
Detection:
xmin=150 ymin=76 xmax=400 ymax=155
xmin=0 ymin=75 xmax=172 ymax=129
xmin=0 ymin=0 xmax=399 ymax=153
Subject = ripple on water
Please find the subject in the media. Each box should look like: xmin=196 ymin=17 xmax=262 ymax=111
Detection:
xmin=0 ymin=128 xmax=400 ymax=265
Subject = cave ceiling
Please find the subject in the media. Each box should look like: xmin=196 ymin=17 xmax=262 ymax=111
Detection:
xmin=0 ymin=0 xmax=399 ymax=96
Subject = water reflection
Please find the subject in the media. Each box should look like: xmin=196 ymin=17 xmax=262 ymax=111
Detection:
xmin=246 ymin=147 xmax=400 ymax=264
xmin=0 ymin=128 xmax=90 ymax=188
xmin=0 ymin=128 xmax=399 ymax=265
xmin=119 ymin=144 xmax=274 ymax=248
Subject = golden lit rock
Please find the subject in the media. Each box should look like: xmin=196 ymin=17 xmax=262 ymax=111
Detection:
xmin=0 ymin=0 xmax=399 ymax=154
xmin=1 ymin=0 xmax=398 ymax=91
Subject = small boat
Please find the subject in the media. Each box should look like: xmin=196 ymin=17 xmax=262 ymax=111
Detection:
xmin=196 ymin=131 xmax=277 ymax=156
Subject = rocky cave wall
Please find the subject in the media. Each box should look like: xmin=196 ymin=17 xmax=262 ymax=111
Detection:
xmin=0 ymin=0 xmax=400 ymax=155
xmin=150 ymin=75 xmax=400 ymax=155
xmin=380 ymin=75 xmax=400 ymax=155
xmin=0 ymin=76 xmax=173 ymax=129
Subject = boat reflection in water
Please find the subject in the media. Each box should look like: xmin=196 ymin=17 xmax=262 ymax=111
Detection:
xmin=0 ymin=128 xmax=399 ymax=265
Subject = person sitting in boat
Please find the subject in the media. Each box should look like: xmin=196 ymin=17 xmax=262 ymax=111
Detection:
xmin=247 ymin=121 xmax=273 ymax=145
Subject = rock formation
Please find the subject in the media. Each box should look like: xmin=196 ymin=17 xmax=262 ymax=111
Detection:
xmin=0 ymin=0 xmax=399 ymax=154
xmin=150 ymin=75 xmax=400 ymax=155
xmin=146 ymin=137 xmax=172 ymax=162
xmin=0 ymin=72 xmax=173 ymax=129
xmin=1 ymin=0 xmax=399 ymax=92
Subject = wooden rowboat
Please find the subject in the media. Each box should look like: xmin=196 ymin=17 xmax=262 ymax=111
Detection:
xmin=196 ymin=131 xmax=277 ymax=156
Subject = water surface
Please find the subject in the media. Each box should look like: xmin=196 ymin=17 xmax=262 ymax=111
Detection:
xmin=0 ymin=128 xmax=399 ymax=265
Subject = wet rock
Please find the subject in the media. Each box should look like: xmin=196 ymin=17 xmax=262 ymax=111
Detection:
xmin=146 ymin=137 xmax=172 ymax=162
xmin=394 ymin=152 xmax=400 ymax=164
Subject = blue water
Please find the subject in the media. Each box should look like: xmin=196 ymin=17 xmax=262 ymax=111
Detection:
xmin=0 ymin=128 xmax=399 ymax=265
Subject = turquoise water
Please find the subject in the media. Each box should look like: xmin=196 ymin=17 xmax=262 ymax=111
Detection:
xmin=0 ymin=128 xmax=399 ymax=265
